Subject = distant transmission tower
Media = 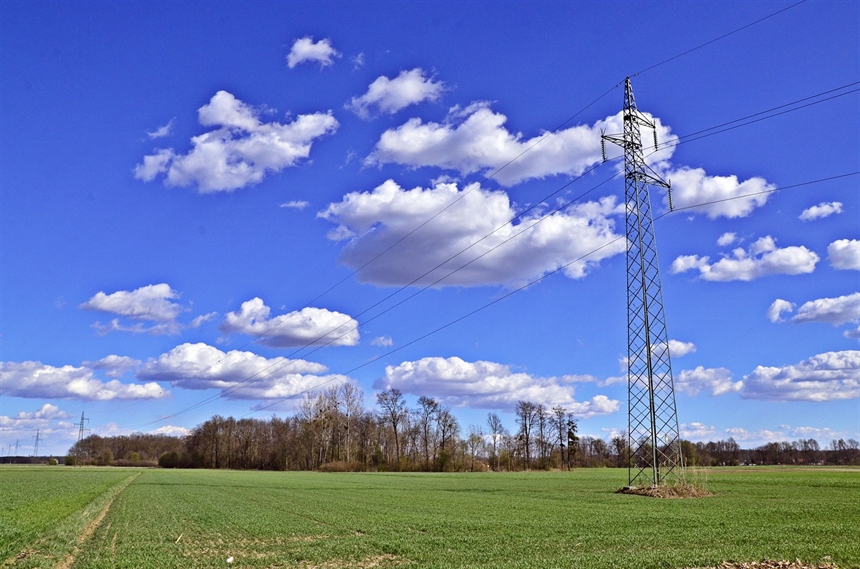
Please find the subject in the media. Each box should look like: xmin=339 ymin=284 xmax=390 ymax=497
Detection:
xmin=602 ymin=77 xmax=682 ymax=487
xmin=33 ymin=429 xmax=42 ymax=457
xmin=74 ymin=412 xmax=90 ymax=466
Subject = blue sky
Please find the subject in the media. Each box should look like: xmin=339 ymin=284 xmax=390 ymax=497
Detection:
xmin=1 ymin=0 xmax=858 ymax=457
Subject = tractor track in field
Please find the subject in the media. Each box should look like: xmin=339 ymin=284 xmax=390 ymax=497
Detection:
xmin=54 ymin=472 xmax=140 ymax=569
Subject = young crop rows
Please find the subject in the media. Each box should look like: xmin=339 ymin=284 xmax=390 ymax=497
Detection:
xmin=1 ymin=467 xmax=858 ymax=568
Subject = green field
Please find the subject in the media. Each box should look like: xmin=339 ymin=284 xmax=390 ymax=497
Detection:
xmin=1 ymin=467 xmax=858 ymax=568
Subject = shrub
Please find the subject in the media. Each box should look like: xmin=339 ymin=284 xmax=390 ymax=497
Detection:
xmin=159 ymin=451 xmax=180 ymax=468
xmin=320 ymin=461 xmax=364 ymax=472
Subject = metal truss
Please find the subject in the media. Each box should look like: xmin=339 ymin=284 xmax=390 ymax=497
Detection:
xmin=603 ymin=78 xmax=682 ymax=487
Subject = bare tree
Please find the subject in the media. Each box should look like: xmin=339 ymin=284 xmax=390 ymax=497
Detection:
xmin=550 ymin=406 xmax=567 ymax=469
xmin=376 ymin=388 xmax=407 ymax=469
xmin=535 ymin=404 xmax=548 ymax=466
xmin=436 ymin=406 xmax=459 ymax=471
xmin=515 ymin=401 xmax=537 ymax=470
xmin=467 ymin=425 xmax=484 ymax=472
xmin=416 ymin=396 xmax=439 ymax=470
xmin=486 ymin=412 xmax=505 ymax=471
xmin=339 ymin=383 xmax=364 ymax=464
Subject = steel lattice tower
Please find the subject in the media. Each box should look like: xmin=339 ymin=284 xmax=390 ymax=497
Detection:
xmin=603 ymin=77 xmax=682 ymax=487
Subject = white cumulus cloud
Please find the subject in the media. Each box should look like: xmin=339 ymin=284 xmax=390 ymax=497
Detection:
xmin=80 ymin=284 xmax=213 ymax=336
xmin=80 ymin=283 xmax=183 ymax=321
xmin=347 ymin=68 xmax=444 ymax=118
xmin=220 ymin=298 xmax=359 ymax=347
xmin=0 ymin=361 xmax=167 ymax=400
xmin=365 ymin=104 xmax=676 ymax=187
xmin=375 ymin=356 xmax=620 ymax=416
xmin=827 ymin=239 xmax=860 ymax=271
xmin=681 ymin=422 xmax=717 ymax=439
xmin=135 ymin=91 xmax=338 ymax=193
xmin=675 ymin=366 xmax=742 ymax=396
xmin=82 ymin=355 xmax=142 ymax=378
xmin=741 ymin=350 xmax=860 ymax=402
xmin=770 ymin=292 xmax=860 ymax=326
xmin=138 ymin=342 xmax=346 ymax=400
xmin=150 ymin=425 xmax=192 ymax=437
xmin=319 ymin=179 xmax=626 ymax=287
xmin=800 ymin=201 xmax=842 ymax=221
xmin=767 ymin=298 xmax=796 ymax=323
xmin=0 ymin=404 xmax=75 ymax=441
xmin=665 ymin=167 xmax=774 ymax=219
xmin=668 ymin=340 xmax=697 ymax=358
xmin=287 ymin=37 xmax=340 ymax=68
xmin=717 ymin=232 xmax=738 ymax=246
xmin=670 ymin=236 xmax=819 ymax=281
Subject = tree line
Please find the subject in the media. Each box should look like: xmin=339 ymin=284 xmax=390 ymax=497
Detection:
xmin=67 ymin=386 xmax=860 ymax=470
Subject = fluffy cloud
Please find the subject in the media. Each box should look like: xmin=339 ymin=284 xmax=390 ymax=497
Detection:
xmin=787 ymin=425 xmax=843 ymax=441
xmin=82 ymin=355 xmax=142 ymax=378
xmin=135 ymin=91 xmax=338 ymax=193
xmin=150 ymin=425 xmax=191 ymax=437
xmin=668 ymin=340 xmax=697 ymax=358
xmin=80 ymin=283 xmax=183 ymax=321
xmin=347 ymin=68 xmax=444 ymax=119
xmin=675 ymin=366 xmax=742 ymax=396
xmin=0 ymin=404 xmax=74 ymax=443
xmin=769 ymin=292 xmax=860 ymax=326
xmin=220 ymin=298 xmax=359 ymax=347
xmin=800 ymin=201 xmax=842 ymax=221
xmin=80 ymin=284 xmax=214 ymax=336
xmin=319 ymin=179 xmax=626 ymax=287
xmin=767 ymin=298 xmax=795 ymax=323
xmin=670 ymin=236 xmax=819 ymax=281
xmin=0 ymin=403 xmax=70 ymax=427
xmin=647 ymin=340 xmax=696 ymax=360
xmin=287 ymin=37 xmax=340 ymax=68
xmin=681 ymin=422 xmax=717 ymax=439
xmin=723 ymin=427 xmax=786 ymax=444
xmin=138 ymin=342 xmax=346 ymax=400
xmin=741 ymin=350 xmax=860 ymax=402
xmin=0 ymin=361 xmax=167 ymax=400
xmin=828 ymin=239 xmax=860 ymax=270
xmin=716 ymin=232 xmax=738 ymax=247
xmin=665 ymin=167 xmax=774 ymax=218
xmin=375 ymin=356 xmax=620 ymax=416
xmin=365 ymin=104 xmax=676 ymax=187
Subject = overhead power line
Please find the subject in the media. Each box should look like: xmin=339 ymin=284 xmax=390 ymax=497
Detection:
xmin=247 ymin=171 xmax=858 ymax=416
xmin=657 ymin=172 xmax=860 ymax=217
xmin=139 ymin=169 xmax=858 ymax=428
xmin=129 ymin=80 xmax=859 ymax=428
xmin=632 ymin=0 xmax=809 ymax=77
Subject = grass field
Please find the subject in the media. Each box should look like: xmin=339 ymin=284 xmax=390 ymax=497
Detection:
xmin=1 ymin=466 xmax=858 ymax=568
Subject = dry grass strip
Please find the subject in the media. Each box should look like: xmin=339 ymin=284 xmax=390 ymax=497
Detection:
xmin=55 ymin=472 xmax=140 ymax=569
xmin=616 ymin=483 xmax=713 ymax=498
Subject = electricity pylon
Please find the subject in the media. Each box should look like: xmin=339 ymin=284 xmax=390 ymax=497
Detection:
xmin=74 ymin=412 xmax=90 ymax=466
xmin=33 ymin=429 xmax=42 ymax=457
xmin=603 ymin=77 xmax=682 ymax=487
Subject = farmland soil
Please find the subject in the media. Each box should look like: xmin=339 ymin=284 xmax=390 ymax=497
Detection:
xmin=688 ymin=561 xmax=838 ymax=568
